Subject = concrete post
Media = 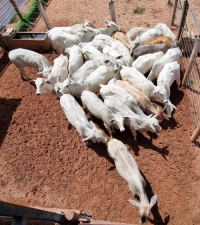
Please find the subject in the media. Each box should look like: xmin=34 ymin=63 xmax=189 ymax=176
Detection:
xmin=35 ymin=0 xmax=52 ymax=30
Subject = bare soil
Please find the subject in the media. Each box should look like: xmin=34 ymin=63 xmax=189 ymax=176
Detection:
xmin=0 ymin=1 xmax=200 ymax=225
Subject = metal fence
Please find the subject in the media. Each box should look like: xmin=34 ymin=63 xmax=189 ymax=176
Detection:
xmin=0 ymin=0 xmax=27 ymax=30
xmin=171 ymin=0 xmax=200 ymax=145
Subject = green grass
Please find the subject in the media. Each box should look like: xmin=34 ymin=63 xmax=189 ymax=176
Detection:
xmin=168 ymin=1 xmax=174 ymax=7
xmin=15 ymin=0 xmax=49 ymax=31
xmin=186 ymin=77 xmax=194 ymax=88
xmin=9 ymin=14 xmax=19 ymax=23
xmin=133 ymin=6 xmax=145 ymax=14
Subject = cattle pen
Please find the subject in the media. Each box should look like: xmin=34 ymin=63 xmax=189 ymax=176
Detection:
xmin=0 ymin=1 xmax=200 ymax=225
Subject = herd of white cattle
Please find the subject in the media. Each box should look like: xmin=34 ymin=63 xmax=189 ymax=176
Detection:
xmin=8 ymin=19 xmax=182 ymax=224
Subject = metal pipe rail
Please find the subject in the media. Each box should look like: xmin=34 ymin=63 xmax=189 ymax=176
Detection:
xmin=0 ymin=201 xmax=93 ymax=225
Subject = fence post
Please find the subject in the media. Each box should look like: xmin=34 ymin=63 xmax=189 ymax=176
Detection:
xmin=9 ymin=0 xmax=24 ymax=20
xmin=171 ymin=0 xmax=178 ymax=26
xmin=190 ymin=122 xmax=200 ymax=143
xmin=109 ymin=0 xmax=116 ymax=23
xmin=177 ymin=0 xmax=189 ymax=41
xmin=35 ymin=0 xmax=52 ymax=30
xmin=182 ymin=37 xmax=200 ymax=87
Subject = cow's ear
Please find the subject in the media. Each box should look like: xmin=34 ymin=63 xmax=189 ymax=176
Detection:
xmin=128 ymin=199 xmax=140 ymax=207
xmin=29 ymin=80 xmax=36 ymax=86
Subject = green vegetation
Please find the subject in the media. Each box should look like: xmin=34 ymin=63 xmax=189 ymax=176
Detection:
xmin=15 ymin=0 xmax=49 ymax=31
xmin=9 ymin=14 xmax=19 ymax=23
xmin=133 ymin=6 xmax=145 ymax=14
xmin=168 ymin=1 xmax=174 ymax=7
xmin=186 ymin=77 xmax=194 ymax=88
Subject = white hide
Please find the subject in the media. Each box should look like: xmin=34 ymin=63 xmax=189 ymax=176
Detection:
xmin=126 ymin=27 xmax=149 ymax=41
xmin=103 ymin=95 xmax=161 ymax=140
xmin=115 ymin=80 xmax=164 ymax=121
xmin=138 ymin=27 xmax=163 ymax=44
xmin=155 ymin=23 xmax=176 ymax=42
xmin=147 ymin=47 xmax=182 ymax=81
xmin=80 ymin=44 xmax=106 ymax=63
xmin=120 ymin=66 xmax=169 ymax=104
xmin=98 ymin=19 xmax=120 ymax=36
xmin=81 ymin=90 xmax=125 ymax=136
xmin=69 ymin=59 xmax=101 ymax=84
xmin=47 ymin=26 xmax=97 ymax=54
xmin=60 ymin=94 xmax=107 ymax=143
xmin=132 ymin=51 xmax=164 ymax=75
xmin=56 ymin=58 xmax=119 ymax=97
xmin=107 ymin=139 xmax=157 ymax=224
xmin=34 ymin=54 xmax=69 ymax=95
xmin=8 ymin=48 xmax=52 ymax=80
xmin=157 ymin=61 xmax=180 ymax=117
xmin=65 ymin=45 xmax=84 ymax=74
xmin=100 ymin=83 xmax=149 ymax=119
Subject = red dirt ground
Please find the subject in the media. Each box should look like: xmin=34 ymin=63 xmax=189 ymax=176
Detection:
xmin=0 ymin=1 xmax=200 ymax=225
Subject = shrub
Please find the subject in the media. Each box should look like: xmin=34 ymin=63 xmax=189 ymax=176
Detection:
xmin=15 ymin=0 xmax=49 ymax=31
xmin=186 ymin=77 xmax=194 ymax=88
xmin=133 ymin=6 xmax=145 ymax=14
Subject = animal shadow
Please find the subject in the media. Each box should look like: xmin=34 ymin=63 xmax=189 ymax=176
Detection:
xmin=0 ymin=98 xmax=22 ymax=147
xmin=141 ymin=171 xmax=171 ymax=225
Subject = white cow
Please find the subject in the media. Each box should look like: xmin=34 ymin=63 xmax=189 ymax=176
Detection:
xmin=100 ymin=83 xmax=150 ymax=119
xmin=60 ymin=94 xmax=107 ymax=143
xmin=157 ymin=61 xmax=180 ymax=117
xmin=107 ymin=139 xmax=157 ymax=224
xmin=126 ymin=27 xmax=149 ymax=41
xmin=132 ymin=51 xmax=164 ymax=75
xmin=103 ymin=95 xmax=161 ymax=140
xmin=47 ymin=26 xmax=98 ymax=54
xmin=57 ymin=58 xmax=120 ymax=97
xmin=120 ymin=66 xmax=169 ymax=104
xmin=138 ymin=27 xmax=163 ymax=44
xmin=130 ymin=27 xmax=163 ymax=52
xmin=115 ymin=80 xmax=164 ymax=121
xmin=46 ymin=20 xmax=96 ymax=35
xmin=69 ymin=59 xmax=101 ymax=84
xmin=80 ymin=44 xmax=106 ymax=63
xmin=33 ymin=54 xmax=69 ymax=95
xmin=155 ymin=23 xmax=177 ymax=43
xmin=147 ymin=47 xmax=182 ymax=81
xmin=98 ymin=19 xmax=120 ymax=36
xmin=8 ymin=48 xmax=52 ymax=80
xmin=64 ymin=45 xmax=84 ymax=74
xmin=81 ymin=90 xmax=125 ymax=136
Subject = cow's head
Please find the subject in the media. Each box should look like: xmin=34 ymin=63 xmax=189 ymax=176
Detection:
xmin=129 ymin=194 xmax=157 ymax=224
xmin=31 ymin=77 xmax=54 ymax=95
xmin=112 ymin=113 xmax=125 ymax=132
xmin=152 ymin=86 xmax=169 ymax=104
xmin=82 ymin=121 xmax=107 ymax=143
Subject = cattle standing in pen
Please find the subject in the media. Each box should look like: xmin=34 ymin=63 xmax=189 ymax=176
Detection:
xmin=8 ymin=48 xmax=52 ymax=81
xmin=107 ymin=138 xmax=157 ymax=224
xmin=132 ymin=51 xmax=164 ymax=75
xmin=103 ymin=95 xmax=161 ymax=140
xmin=120 ymin=66 xmax=169 ymax=104
xmin=81 ymin=90 xmax=125 ymax=137
xmin=32 ymin=54 xmax=69 ymax=95
xmin=157 ymin=61 xmax=181 ymax=118
xmin=147 ymin=47 xmax=182 ymax=81
xmin=60 ymin=94 xmax=107 ymax=143
xmin=115 ymin=80 xmax=164 ymax=122
xmin=64 ymin=45 xmax=84 ymax=75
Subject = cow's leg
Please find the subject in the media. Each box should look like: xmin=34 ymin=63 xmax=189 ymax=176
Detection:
xmin=104 ymin=123 xmax=113 ymax=137
xmin=19 ymin=67 xmax=31 ymax=81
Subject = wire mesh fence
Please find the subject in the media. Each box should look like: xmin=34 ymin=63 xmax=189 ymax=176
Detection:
xmin=171 ymin=0 xmax=200 ymax=145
